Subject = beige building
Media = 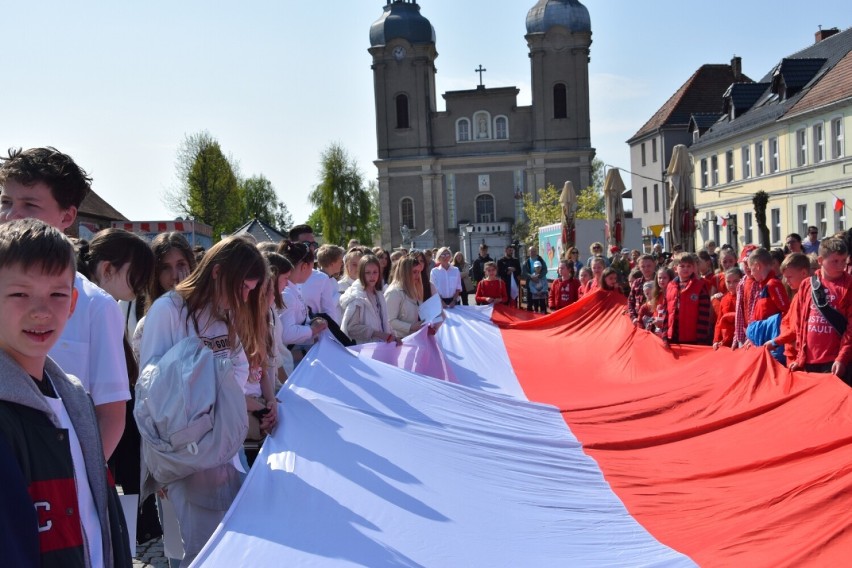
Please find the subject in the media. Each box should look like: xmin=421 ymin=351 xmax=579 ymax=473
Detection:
xmin=689 ymin=27 xmax=851 ymax=251
xmin=369 ymin=0 xmax=595 ymax=253
xmin=627 ymin=60 xmax=747 ymax=246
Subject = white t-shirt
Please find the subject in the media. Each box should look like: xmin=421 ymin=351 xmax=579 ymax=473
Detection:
xmin=45 ymin=377 xmax=103 ymax=568
xmin=430 ymin=265 xmax=462 ymax=299
xmin=49 ymin=273 xmax=130 ymax=406
xmin=280 ymin=282 xmax=313 ymax=346
xmin=298 ymin=269 xmax=341 ymax=324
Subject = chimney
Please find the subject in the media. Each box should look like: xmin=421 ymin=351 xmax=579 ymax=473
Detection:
xmin=731 ymin=56 xmax=742 ymax=81
xmin=815 ymin=27 xmax=840 ymax=43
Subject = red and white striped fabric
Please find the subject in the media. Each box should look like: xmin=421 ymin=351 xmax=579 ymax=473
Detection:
xmin=194 ymin=291 xmax=852 ymax=567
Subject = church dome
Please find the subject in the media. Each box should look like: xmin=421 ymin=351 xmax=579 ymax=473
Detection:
xmin=370 ymin=0 xmax=435 ymax=47
xmin=526 ymin=0 xmax=591 ymax=34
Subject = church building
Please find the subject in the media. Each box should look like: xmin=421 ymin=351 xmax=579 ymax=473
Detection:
xmin=369 ymin=0 xmax=595 ymax=251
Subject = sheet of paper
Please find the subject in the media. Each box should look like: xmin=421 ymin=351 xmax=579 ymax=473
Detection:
xmin=419 ymin=294 xmax=444 ymax=324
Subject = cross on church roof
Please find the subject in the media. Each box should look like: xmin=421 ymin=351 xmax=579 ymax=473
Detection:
xmin=475 ymin=64 xmax=487 ymax=87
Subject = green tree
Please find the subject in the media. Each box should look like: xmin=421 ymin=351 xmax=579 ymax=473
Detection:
xmin=241 ymin=174 xmax=293 ymax=233
xmin=309 ymin=143 xmax=372 ymax=246
xmin=576 ymin=185 xmax=605 ymax=220
xmin=305 ymin=209 xmax=324 ymax=237
xmin=516 ymin=184 xmax=562 ymax=246
xmin=165 ymin=131 xmax=242 ymax=240
xmin=577 ymin=158 xmax=605 ymax=220
xmin=366 ymin=180 xmax=381 ymax=246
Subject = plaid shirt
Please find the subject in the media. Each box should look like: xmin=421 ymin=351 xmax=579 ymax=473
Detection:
xmin=627 ymin=276 xmax=654 ymax=320
xmin=733 ymin=277 xmax=760 ymax=346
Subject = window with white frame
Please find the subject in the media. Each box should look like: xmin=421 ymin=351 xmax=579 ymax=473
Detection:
xmin=741 ymin=145 xmax=751 ymax=179
xmin=641 ymin=143 xmax=646 ymax=167
xmin=653 ymin=184 xmax=659 ymax=212
xmin=835 ymin=200 xmax=845 ymax=232
xmin=769 ymin=137 xmax=779 ymax=172
xmin=711 ymin=155 xmax=719 ymax=185
xmin=832 ymin=118 xmax=844 ymax=159
xmin=494 ymin=116 xmax=508 ymax=140
xmin=816 ymin=202 xmax=827 ymax=238
xmin=797 ymin=128 xmax=808 ymax=166
xmin=652 ymin=139 xmax=658 ymax=163
xmin=456 ymin=118 xmax=470 ymax=142
xmin=642 ymin=187 xmax=648 ymax=213
xmin=814 ymin=122 xmax=825 ymax=163
xmin=475 ymin=193 xmax=495 ymax=223
xmin=743 ymin=212 xmax=753 ymax=244
xmin=400 ymin=197 xmax=415 ymax=230
xmin=756 ymin=142 xmax=765 ymax=176
xmin=771 ymin=208 xmax=781 ymax=244
xmin=727 ymin=214 xmax=738 ymax=247
xmin=797 ymin=204 xmax=807 ymax=234
xmin=726 ymin=150 xmax=734 ymax=183
xmin=700 ymin=158 xmax=708 ymax=188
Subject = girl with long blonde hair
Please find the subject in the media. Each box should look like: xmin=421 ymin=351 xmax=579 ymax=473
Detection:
xmin=138 ymin=236 xmax=269 ymax=566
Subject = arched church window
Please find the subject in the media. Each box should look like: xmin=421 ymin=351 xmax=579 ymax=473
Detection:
xmin=395 ymin=94 xmax=410 ymax=129
xmin=457 ymin=118 xmax=471 ymax=142
xmin=400 ymin=197 xmax=415 ymax=229
xmin=494 ymin=116 xmax=508 ymax=139
xmin=475 ymin=194 xmax=495 ymax=223
xmin=554 ymin=83 xmax=568 ymax=119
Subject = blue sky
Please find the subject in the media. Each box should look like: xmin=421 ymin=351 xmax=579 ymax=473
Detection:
xmin=1 ymin=1 xmax=847 ymax=226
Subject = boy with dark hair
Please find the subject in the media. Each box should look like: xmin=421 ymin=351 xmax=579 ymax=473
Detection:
xmin=470 ymin=243 xmax=493 ymax=285
xmin=661 ymin=252 xmax=713 ymax=345
xmin=288 ymin=224 xmax=316 ymax=246
xmin=0 ymin=219 xmax=131 ymax=567
xmin=789 ymin=238 xmax=852 ymax=384
xmin=765 ymin=253 xmax=812 ymax=359
xmin=732 ymin=247 xmax=789 ymax=348
xmin=0 ymin=147 xmax=129 ymax=459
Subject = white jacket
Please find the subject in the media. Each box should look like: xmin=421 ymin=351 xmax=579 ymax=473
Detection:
xmin=384 ymin=286 xmax=421 ymax=339
xmin=340 ymin=281 xmax=392 ymax=344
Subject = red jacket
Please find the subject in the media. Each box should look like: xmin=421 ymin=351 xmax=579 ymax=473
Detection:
xmin=549 ymin=278 xmax=580 ymax=310
xmin=744 ymin=273 xmax=789 ymax=322
xmin=789 ymin=270 xmax=852 ymax=367
xmin=713 ymin=292 xmax=737 ymax=346
xmin=663 ymin=276 xmax=712 ymax=344
xmin=475 ymin=278 xmax=508 ymax=306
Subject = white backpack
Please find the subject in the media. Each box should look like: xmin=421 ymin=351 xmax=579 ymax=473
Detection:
xmin=134 ymin=337 xmax=248 ymax=499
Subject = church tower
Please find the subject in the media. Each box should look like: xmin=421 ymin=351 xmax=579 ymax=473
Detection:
xmin=369 ymin=0 xmax=437 ymax=159
xmin=526 ymin=0 xmax=593 ymax=177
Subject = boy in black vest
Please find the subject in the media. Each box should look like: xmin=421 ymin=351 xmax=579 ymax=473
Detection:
xmin=0 ymin=219 xmax=131 ymax=567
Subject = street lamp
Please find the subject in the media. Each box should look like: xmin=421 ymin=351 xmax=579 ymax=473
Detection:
xmin=465 ymin=222 xmax=475 ymax=262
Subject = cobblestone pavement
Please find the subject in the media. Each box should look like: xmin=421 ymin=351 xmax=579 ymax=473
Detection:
xmin=133 ymin=538 xmax=170 ymax=567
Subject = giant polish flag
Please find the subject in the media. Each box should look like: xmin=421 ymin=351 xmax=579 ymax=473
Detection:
xmin=193 ymin=291 xmax=852 ymax=567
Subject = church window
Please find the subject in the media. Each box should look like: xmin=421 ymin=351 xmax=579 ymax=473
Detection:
xmin=475 ymin=194 xmax=495 ymax=223
xmin=400 ymin=197 xmax=415 ymax=229
xmin=395 ymin=94 xmax=409 ymax=129
xmin=553 ymin=83 xmax=568 ymax=119
xmin=456 ymin=118 xmax=471 ymax=142
xmin=494 ymin=116 xmax=508 ymax=139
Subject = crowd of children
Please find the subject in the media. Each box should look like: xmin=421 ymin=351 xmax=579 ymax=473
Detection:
xmin=2 ymin=145 xmax=851 ymax=567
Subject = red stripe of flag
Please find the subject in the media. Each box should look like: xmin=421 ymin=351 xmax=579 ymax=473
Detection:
xmin=494 ymin=292 xmax=852 ymax=566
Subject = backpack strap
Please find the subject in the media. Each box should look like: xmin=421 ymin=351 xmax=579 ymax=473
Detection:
xmin=810 ymin=275 xmax=848 ymax=336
